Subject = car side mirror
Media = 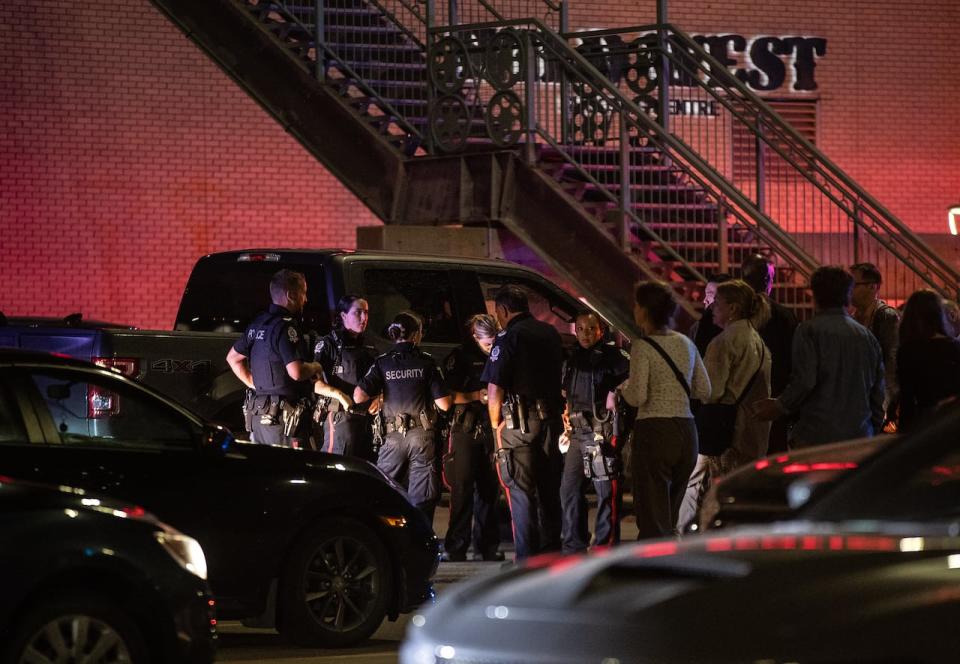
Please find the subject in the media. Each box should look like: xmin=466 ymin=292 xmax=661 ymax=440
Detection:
xmin=199 ymin=424 xmax=234 ymax=452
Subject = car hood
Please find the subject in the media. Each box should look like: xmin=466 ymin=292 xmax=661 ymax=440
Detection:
xmin=405 ymin=525 xmax=960 ymax=663
xmin=226 ymin=440 xmax=386 ymax=481
xmin=0 ymin=476 xmax=157 ymax=521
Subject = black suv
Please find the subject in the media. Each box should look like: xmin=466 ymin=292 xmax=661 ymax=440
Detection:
xmin=0 ymin=349 xmax=438 ymax=647
xmin=0 ymin=478 xmax=215 ymax=664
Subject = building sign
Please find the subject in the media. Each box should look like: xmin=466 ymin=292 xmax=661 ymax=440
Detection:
xmin=693 ymin=35 xmax=827 ymax=92
xmin=573 ymin=32 xmax=827 ymax=112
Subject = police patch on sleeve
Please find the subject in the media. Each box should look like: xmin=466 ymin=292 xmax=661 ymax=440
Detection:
xmin=315 ymin=339 xmax=325 ymax=354
xmin=497 ymin=330 xmax=507 ymax=337
xmin=287 ymin=327 xmax=299 ymax=343
xmin=490 ymin=346 xmax=501 ymax=362
xmin=446 ymin=354 xmax=456 ymax=372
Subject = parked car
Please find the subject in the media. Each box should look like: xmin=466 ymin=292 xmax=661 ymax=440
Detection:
xmin=698 ymin=435 xmax=896 ymax=530
xmin=1 ymin=249 xmax=612 ymax=432
xmin=0 ymin=349 xmax=439 ymax=647
xmin=401 ymin=404 xmax=960 ymax=664
xmin=0 ymin=477 xmax=215 ymax=664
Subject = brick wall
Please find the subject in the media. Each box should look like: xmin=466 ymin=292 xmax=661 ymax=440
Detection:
xmin=1 ymin=0 xmax=956 ymax=329
xmin=0 ymin=0 xmax=380 ymax=329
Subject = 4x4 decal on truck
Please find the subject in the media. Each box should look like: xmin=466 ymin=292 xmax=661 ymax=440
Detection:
xmin=151 ymin=359 xmax=211 ymax=374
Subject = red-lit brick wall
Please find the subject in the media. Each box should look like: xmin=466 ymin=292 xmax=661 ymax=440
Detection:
xmin=1 ymin=0 xmax=956 ymax=329
xmin=0 ymin=0 xmax=380 ymax=329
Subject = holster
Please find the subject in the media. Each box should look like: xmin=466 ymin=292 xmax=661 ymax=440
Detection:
xmin=502 ymin=401 xmax=520 ymax=431
xmin=371 ymin=410 xmax=385 ymax=454
xmin=242 ymin=389 xmax=255 ymax=432
xmin=312 ymin=395 xmax=332 ymax=424
xmin=582 ymin=442 xmax=621 ymax=481
xmin=450 ymin=404 xmax=482 ymax=436
xmin=254 ymin=395 xmax=280 ymax=426
xmin=494 ymin=447 xmax=515 ymax=480
xmin=281 ymin=399 xmax=308 ymax=437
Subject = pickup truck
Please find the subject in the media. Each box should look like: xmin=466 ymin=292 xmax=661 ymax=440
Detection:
xmin=1 ymin=249 xmax=606 ymax=432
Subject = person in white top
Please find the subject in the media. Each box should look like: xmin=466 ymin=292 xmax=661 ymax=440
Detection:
xmin=621 ymin=281 xmax=710 ymax=539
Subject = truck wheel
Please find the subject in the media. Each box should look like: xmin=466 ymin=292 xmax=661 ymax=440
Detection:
xmin=5 ymin=593 xmax=147 ymax=664
xmin=278 ymin=518 xmax=392 ymax=647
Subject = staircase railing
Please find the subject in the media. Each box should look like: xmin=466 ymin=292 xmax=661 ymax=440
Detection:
xmin=426 ymin=18 xmax=820 ymax=301
xmin=565 ymin=23 xmax=960 ymax=302
xmin=248 ymin=0 xmax=425 ymax=148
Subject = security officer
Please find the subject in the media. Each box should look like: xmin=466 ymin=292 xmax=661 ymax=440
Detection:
xmin=481 ymin=285 xmax=565 ymax=560
xmin=560 ymin=311 xmax=630 ymax=553
xmin=312 ymin=295 xmax=377 ymax=460
xmin=441 ymin=314 xmax=503 ymax=562
xmin=226 ymin=269 xmax=321 ymax=447
xmin=354 ymin=311 xmax=451 ymax=520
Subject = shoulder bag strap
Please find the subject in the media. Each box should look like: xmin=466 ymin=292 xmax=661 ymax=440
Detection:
xmin=732 ymin=343 xmax=765 ymax=409
xmin=639 ymin=336 xmax=690 ymax=397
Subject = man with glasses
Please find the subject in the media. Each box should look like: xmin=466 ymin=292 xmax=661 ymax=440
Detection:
xmin=850 ymin=262 xmax=900 ymax=425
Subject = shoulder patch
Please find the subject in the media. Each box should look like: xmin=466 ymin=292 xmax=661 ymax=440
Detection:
xmin=490 ymin=346 xmax=501 ymax=362
xmin=287 ymin=327 xmax=299 ymax=343
xmin=619 ymin=349 xmax=630 ymax=359
xmin=497 ymin=330 xmax=507 ymax=337
xmin=446 ymin=354 xmax=457 ymax=371
xmin=315 ymin=339 xmax=325 ymax=354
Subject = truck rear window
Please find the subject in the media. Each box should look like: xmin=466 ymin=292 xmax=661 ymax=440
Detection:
xmin=175 ymin=262 xmax=329 ymax=334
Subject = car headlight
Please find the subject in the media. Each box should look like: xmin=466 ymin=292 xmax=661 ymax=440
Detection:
xmin=154 ymin=523 xmax=208 ymax=580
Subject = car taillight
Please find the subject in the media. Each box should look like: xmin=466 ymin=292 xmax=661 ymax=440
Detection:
xmin=89 ymin=357 xmax=139 ymax=419
xmin=92 ymin=357 xmax=140 ymax=378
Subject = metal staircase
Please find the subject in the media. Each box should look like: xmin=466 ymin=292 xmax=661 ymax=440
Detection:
xmin=147 ymin=0 xmax=959 ymax=332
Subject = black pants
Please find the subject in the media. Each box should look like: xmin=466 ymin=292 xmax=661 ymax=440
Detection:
xmin=560 ymin=429 xmax=622 ymax=553
xmin=631 ymin=417 xmax=698 ymax=539
xmin=318 ymin=410 xmax=375 ymax=462
xmin=442 ymin=424 xmax=500 ymax=558
xmin=495 ymin=415 xmax=563 ymax=560
xmin=377 ymin=427 xmax=438 ymax=520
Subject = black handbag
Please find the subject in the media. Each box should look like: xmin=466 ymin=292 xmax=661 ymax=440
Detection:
xmin=640 ymin=337 xmax=764 ymax=457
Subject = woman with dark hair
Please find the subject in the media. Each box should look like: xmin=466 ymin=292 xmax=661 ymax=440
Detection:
xmin=622 ymin=281 xmax=711 ymax=538
xmin=896 ymin=289 xmax=960 ymax=432
xmin=354 ymin=312 xmax=452 ymax=519
xmin=440 ymin=313 xmax=504 ymax=562
xmin=312 ymin=295 xmax=378 ymax=460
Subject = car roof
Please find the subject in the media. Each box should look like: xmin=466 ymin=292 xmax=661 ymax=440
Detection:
xmin=196 ymin=248 xmax=542 ymax=273
xmin=0 ymin=348 xmax=95 ymax=369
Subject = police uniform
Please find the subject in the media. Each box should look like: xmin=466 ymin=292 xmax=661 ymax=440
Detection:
xmin=480 ymin=312 xmax=564 ymax=560
xmin=313 ymin=327 xmax=376 ymax=460
xmin=233 ymin=304 xmax=313 ymax=447
xmin=357 ymin=341 xmax=449 ymax=518
xmin=441 ymin=343 xmax=501 ymax=561
xmin=560 ymin=340 xmax=629 ymax=553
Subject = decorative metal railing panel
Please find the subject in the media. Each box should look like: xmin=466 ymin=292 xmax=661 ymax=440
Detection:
xmin=564 ymin=23 xmax=958 ymax=304
xmin=426 ymin=19 xmax=820 ymax=307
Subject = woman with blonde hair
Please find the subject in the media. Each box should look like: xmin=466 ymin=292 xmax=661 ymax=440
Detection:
xmin=689 ymin=279 xmax=773 ymax=528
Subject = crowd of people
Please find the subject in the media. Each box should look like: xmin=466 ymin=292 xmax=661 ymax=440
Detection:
xmin=227 ymin=263 xmax=960 ymax=560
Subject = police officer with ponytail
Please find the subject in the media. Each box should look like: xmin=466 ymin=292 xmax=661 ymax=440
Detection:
xmin=226 ymin=269 xmax=321 ymax=447
xmin=441 ymin=314 xmax=503 ymax=562
xmin=560 ymin=312 xmax=629 ymax=553
xmin=312 ymin=295 xmax=377 ymax=460
xmin=354 ymin=312 xmax=451 ymax=520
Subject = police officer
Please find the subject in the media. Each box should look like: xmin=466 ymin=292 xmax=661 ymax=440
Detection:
xmin=441 ymin=314 xmax=503 ymax=562
xmin=226 ymin=269 xmax=321 ymax=447
xmin=481 ymin=286 xmax=565 ymax=560
xmin=354 ymin=312 xmax=451 ymax=520
xmin=560 ymin=312 xmax=629 ymax=553
xmin=312 ymin=295 xmax=377 ymax=460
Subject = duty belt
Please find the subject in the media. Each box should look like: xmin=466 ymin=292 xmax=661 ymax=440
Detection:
xmin=384 ymin=412 xmax=432 ymax=434
xmin=569 ymin=410 xmax=612 ymax=435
